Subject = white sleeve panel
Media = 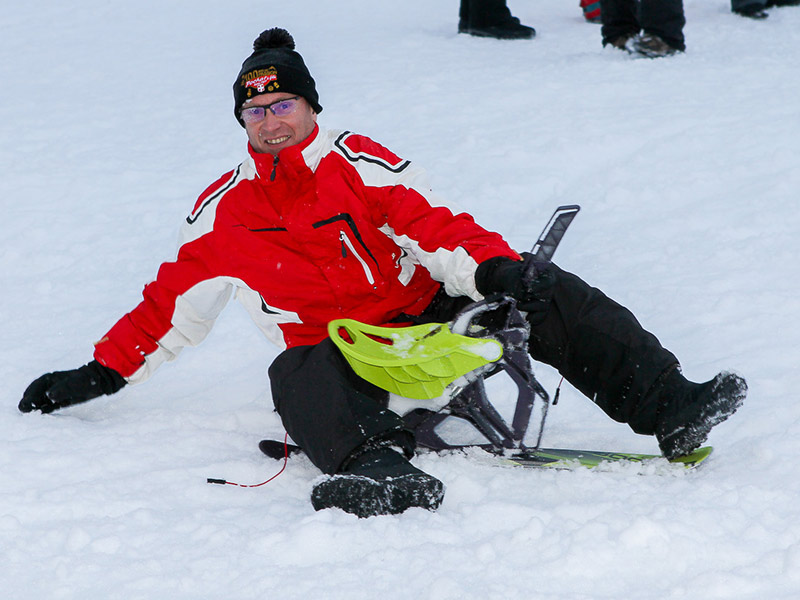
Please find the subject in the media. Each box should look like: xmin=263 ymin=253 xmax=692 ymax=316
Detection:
xmin=126 ymin=276 xmax=235 ymax=384
xmin=382 ymin=226 xmax=483 ymax=300
xmin=125 ymin=274 xmax=304 ymax=384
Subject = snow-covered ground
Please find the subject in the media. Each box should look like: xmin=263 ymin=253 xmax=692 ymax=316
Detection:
xmin=2 ymin=1 xmax=799 ymax=598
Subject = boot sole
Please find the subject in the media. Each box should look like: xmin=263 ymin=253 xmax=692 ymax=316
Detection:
xmin=311 ymin=472 xmax=444 ymax=518
xmin=458 ymin=25 xmax=535 ymax=40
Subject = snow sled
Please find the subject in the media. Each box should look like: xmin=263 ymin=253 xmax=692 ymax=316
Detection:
xmin=329 ymin=291 xmax=712 ymax=470
xmin=328 ymin=204 xmax=711 ymax=470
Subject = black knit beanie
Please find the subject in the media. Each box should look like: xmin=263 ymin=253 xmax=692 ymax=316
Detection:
xmin=233 ymin=28 xmax=322 ymax=127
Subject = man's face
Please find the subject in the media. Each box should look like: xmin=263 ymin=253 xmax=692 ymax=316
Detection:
xmin=241 ymin=92 xmax=317 ymax=155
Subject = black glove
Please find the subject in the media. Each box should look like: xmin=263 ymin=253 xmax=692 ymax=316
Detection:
xmin=475 ymin=253 xmax=557 ymax=324
xmin=19 ymin=360 xmax=126 ymax=414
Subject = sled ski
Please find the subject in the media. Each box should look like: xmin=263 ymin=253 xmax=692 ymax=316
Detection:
xmin=258 ymin=439 xmax=713 ymax=470
xmin=496 ymin=445 xmax=713 ymax=470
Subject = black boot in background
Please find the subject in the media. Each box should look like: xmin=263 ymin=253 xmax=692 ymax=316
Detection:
xmin=311 ymin=446 xmax=445 ymax=517
xmin=733 ymin=3 xmax=769 ymax=18
xmin=655 ymin=369 xmax=747 ymax=459
xmin=459 ymin=0 xmax=536 ymax=39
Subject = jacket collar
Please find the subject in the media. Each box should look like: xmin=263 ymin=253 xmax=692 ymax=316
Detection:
xmin=248 ymin=124 xmax=320 ymax=179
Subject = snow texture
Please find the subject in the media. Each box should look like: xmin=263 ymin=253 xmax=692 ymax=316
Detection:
xmin=2 ymin=1 xmax=799 ymax=599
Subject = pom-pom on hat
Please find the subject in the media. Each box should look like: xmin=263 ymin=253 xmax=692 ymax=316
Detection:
xmin=233 ymin=28 xmax=322 ymax=127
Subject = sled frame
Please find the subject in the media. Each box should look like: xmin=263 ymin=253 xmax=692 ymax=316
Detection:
xmin=400 ymin=295 xmax=551 ymax=452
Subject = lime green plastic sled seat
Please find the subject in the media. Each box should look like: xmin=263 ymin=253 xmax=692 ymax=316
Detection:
xmin=328 ymin=319 xmax=503 ymax=400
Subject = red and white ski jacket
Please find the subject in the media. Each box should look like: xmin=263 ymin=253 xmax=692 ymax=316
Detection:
xmin=93 ymin=126 xmax=520 ymax=383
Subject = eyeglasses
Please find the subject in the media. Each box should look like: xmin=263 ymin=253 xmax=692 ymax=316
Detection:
xmin=240 ymin=96 xmax=301 ymax=124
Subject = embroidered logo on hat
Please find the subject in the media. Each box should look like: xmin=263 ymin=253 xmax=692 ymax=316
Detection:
xmin=242 ymin=67 xmax=280 ymax=96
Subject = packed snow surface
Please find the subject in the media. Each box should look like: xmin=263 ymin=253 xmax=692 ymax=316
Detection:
xmin=2 ymin=1 xmax=799 ymax=598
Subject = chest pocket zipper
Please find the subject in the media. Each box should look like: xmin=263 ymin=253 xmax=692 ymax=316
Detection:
xmin=339 ymin=230 xmax=375 ymax=285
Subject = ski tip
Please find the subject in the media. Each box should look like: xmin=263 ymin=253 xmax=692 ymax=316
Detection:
xmin=258 ymin=439 xmax=303 ymax=460
xmin=668 ymin=445 xmax=713 ymax=467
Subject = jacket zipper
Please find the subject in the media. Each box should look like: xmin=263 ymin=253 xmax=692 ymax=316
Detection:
xmin=269 ymin=155 xmax=279 ymax=181
xmin=339 ymin=230 xmax=375 ymax=285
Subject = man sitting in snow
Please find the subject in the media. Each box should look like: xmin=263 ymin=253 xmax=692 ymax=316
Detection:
xmin=19 ymin=28 xmax=746 ymax=518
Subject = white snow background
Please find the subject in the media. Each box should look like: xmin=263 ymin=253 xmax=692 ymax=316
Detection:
xmin=2 ymin=1 xmax=799 ymax=598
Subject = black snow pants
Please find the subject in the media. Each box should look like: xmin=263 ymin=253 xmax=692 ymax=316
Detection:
xmin=600 ymin=0 xmax=686 ymax=51
xmin=269 ymin=264 xmax=678 ymax=474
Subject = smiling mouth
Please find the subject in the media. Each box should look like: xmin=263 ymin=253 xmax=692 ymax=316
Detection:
xmin=265 ymin=135 xmax=291 ymax=145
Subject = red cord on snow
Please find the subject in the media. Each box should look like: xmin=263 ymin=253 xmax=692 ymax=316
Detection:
xmin=207 ymin=432 xmax=289 ymax=488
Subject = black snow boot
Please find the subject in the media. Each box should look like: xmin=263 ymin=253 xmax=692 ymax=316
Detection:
xmin=458 ymin=0 xmax=536 ymax=39
xmin=630 ymin=33 xmax=682 ymax=58
xmin=655 ymin=369 xmax=747 ymax=459
xmin=734 ymin=4 xmax=769 ymax=18
xmin=311 ymin=447 xmax=445 ymax=518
